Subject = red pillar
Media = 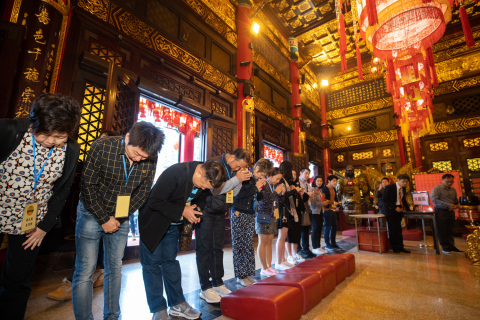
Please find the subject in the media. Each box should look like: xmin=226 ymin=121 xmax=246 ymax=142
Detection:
xmin=290 ymin=61 xmax=301 ymax=153
xmin=321 ymin=92 xmax=331 ymax=179
xmin=236 ymin=0 xmax=253 ymax=149
xmin=412 ymin=130 xmax=423 ymax=171
xmin=182 ymin=117 xmax=195 ymax=162
xmin=393 ymin=102 xmax=406 ymax=167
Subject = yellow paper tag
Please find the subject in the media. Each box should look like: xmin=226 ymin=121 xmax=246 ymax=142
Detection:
xmin=226 ymin=190 xmax=234 ymax=203
xmin=186 ymin=201 xmax=191 ymax=207
xmin=22 ymin=202 xmax=38 ymax=233
xmin=115 ymin=195 xmax=131 ymax=218
xmin=274 ymin=208 xmax=279 ymax=219
xmin=296 ymin=198 xmax=299 ymax=207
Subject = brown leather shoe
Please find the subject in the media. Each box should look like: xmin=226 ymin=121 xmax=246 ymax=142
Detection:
xmin=47 ymin=278 xmax=72 ymax=301
xmin=93 ymin=270 xmax=104 ymax=288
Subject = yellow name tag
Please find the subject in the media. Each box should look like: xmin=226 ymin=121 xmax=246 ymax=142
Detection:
xmin=115 ymin=195 xmax=131 ymax=218
xmin=22 ymin=202 xmax=38 ymax=233
xmin=296 ymin=198 xmax=299 ymax=207
xmin=274 ymin=208 xmax=279 ymax=219
xmin=226 ymin=190 xmax=234 ymax=203
xmin=186 ymin=201 xmax=191 ymax=207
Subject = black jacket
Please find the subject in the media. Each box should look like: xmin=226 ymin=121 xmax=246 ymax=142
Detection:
xmin=375 ymin=189 xmax=385 ymax=213
xmin=138 ymin=161 xmax=209 ymax=252
xmin=232 ymin=175 xmax=262 ymax=214
xmin=382 ymin=183 xmax=409 ymax=215
xmin=0 ymin=118 xmax=80 ymax=232
xmin=203 ymin=154 xmax=235 ymax=215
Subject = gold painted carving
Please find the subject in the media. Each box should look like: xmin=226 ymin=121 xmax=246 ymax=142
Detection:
xmin=428 ymin=116 xmax=480 ymax=135
xmin=78 ymin=0 xmax=109 ymax=22
xmin=10 ymin=0 xmax=22 ymax=23
xmin=329 ymin=130 xmax=397 ymax=149
xmin=306 ymin=131 xmax=324 ymax=148
xmin=256 ymin=11 xmax=290 ymax=59
xmin=436 ymin=51 xmax=480 ymax=83
xmin=253 ymin=96 xmax=294 ymax=130
xmin=50 ymin=13 xmax=68 ymax=92
xmin=80 ymin=3 xmax=237 ymax=96
xmin=434 ymin=75 xmax=480 ymax=96
xmin=466 ymin=229 xmax=480 ymax=265
xmin=327 ymin=97 xmax=393 ymax=120
xmin=197 ymin=0 xmax=236 ymax=31
xmin=182 ymin=0 xmax=237 ymax=47
xmin=253 ymin=50 xmax=292 ymax=93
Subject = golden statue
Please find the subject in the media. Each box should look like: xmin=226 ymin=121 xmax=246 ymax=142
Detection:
xmin=466 ymin=229 xmax=480 ymax=266
xmin=336 ymin=165 xmax=371 ymax=224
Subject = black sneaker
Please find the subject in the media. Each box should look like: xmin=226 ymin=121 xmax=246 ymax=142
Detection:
xmin=298 ymin=250 xmax=310 ymax=259
xmin=442 ymin=249 xmax=451 ymax=254
xmin=325 ymin=245 xmax=335 ymax=252
xmin=332 ymin=244 xmax=343 ymax=251
xmin=450 ymin=247 xmax=464 ymax=253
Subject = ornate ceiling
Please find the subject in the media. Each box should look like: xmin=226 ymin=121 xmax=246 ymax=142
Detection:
xmin=260 ymin=0 xmax=480 ymax=72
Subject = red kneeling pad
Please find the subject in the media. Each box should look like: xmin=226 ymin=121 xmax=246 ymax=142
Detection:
xmin=254 ymin=273 xmax=322 ymax=314
xmin=221 ymin=285 xmax=303 ymax=320
xmin=358 ymin=229 xmax=390 ymax=253
xmin=312 ymin=253 xmax=356 ymax=276
xmin=281 ymin=265 xmax=336 ymax=298
xmin=296 ymin=257 xmax=346 ymax=285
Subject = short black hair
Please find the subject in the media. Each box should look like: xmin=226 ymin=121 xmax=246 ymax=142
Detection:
xmin=268 ymin=167 xmax=283 ymax=177
xmin=101 ymin=130 xmax=117 ymax=137
xmin=231 ymin=148 xmax=251 ymax=165
xmin=279 ymin=161 xmax=294 ymax=183
xmin=397 ymin=174 xmax=410 ymax=181
xmin=201 ymin=160 xmax=227 ymax=188
xmin=442 ymin=173 xmax=454 ymax=180
xmin=128 ymin=122 xmax=165 ymax=158
xmin=312 ymin=176 xmax=323 ymax=188
xmin=327 ymin=175 xmax=337 ymax=183
xmin=254 ymin=158 xmax=273 ymax=174
xmin=29 ymin=93 xmax=82 ymax=139
xmin=381 ymin=177 xmax=390 ymax=182
xmin=300 ymin=167 xmax=310 ymax=173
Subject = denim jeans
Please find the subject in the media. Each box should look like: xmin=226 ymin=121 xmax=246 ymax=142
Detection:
xmin=194 ymin=211 xmax=226 ymax=290
xmin=140 ymin=225 xmax=185 ymax=313
xmin=72 ymin=201 xmax=128 ymax=320
xmin=323 ymin=210 xmax=337 ymax=246
xmin=311 ymin=213 xmax=323 ymax=249
xmin=0 ymin=233 xmax=41 ymax=320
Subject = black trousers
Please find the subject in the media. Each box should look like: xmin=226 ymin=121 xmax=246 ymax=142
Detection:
xmin=0 ymin=233 xmax=41 ymax=320
xmin=323 ymin=210 xmax=337 ymax=246
xmin=385 ymin=213 xmax=404 ymax=251
xmin=311 ymin=213 xmax=323 ymax=249
xmin=434 ymin=208 xmax=455 ymax=250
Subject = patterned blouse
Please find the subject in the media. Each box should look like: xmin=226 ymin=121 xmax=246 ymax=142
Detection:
xmin=0 ymin=132 xmax=66 ymax=234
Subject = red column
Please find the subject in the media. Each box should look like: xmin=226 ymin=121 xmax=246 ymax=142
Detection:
xmin=183 ymin=117 xmax=195 ymax=162
xmin=393 ymin=102 xmax=406 ymax=166
xmin=412 ymin=130 xmax=423 ymax=171
xmin=321 ymin=92 xmax=331 ymax=178
xmin=290 ymin=61 xmax=301 ymax=153
xmin=236 ymin=0 xmax=253 ymax=148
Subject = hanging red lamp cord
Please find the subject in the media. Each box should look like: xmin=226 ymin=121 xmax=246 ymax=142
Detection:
xmin=338 ymin=12 xmax=348 ymax=72
xmin=426 ymin=47 xmax=439 ymax=87
xmin=459 ymin=4 xmax=476 ymax=48
xmin=355 ymin=37 xmax=363 ymax=80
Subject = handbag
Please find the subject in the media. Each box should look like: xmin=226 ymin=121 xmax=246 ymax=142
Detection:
xmin=300 ymin=212 xmax=311 ymax=226
xmin=255 ymin=194 xmax=272 ymax=224
xmin=179 ymin=163 xmax=194 ymax=251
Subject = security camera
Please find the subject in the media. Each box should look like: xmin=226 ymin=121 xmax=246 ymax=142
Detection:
xmin=303 ymin=119 xmax=312 ymax=128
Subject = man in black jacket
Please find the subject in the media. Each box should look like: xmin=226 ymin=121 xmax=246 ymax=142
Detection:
xmin=382 ymin=174 xmax=411 ymax=253
xmin=196 ymin=149 xmax=252 ymax=303
xmin=138 ymin=161 xmax=226 ymax=320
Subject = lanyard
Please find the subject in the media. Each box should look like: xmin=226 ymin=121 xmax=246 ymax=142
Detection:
xmin=32 ymin=135 xmax=54 ymax=196
xmin=221 ymin=155 xmax=231 ymax=180
xmin=121 ymin=139 xmax=135 ymax=186
xmin=268 ymin=182 xmax=274 ymax=193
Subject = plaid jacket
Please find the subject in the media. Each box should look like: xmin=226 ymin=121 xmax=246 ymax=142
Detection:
xmin=80 ymin=136 xmax=156 ymax=225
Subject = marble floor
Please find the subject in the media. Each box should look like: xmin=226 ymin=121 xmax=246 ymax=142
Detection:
xmin=24 ymin=234 xmax=479 ymax=320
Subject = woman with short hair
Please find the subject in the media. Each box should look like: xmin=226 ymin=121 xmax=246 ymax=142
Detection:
xmin=0 ymin=93 xmax=82 ymax=319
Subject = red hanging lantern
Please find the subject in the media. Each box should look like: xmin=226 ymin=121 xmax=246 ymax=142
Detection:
xmin=178 ymin=113 xmax=187 ymax=134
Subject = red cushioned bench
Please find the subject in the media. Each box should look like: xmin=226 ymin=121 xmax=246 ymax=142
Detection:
xmin=311 ymin=253 xmax=355 ymax=276
xmin=254 ymin=273 xmax=322 ymax=314
xmin=221 ymin=285 xmax=303 ymax=320
xmin=296 ymin=257 xmax=346 ymax=285
xmin=281 ymin=265 xmax=336 ymax=298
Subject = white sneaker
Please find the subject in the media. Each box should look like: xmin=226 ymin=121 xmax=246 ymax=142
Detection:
xmin=282 ymin=261 xmax=295 ymax=268
xmin=287 ymin=255 xmax=298 ymax=265
xmin=213 ymin=284 xmax=231 ymax=297
xmin=295 ymin=254 xmax=305 ymax=263
xmin=200 ymin=288 xmax=221 ymax=303
xmin=275 ymin=263 xmax=289 ymax=271
xmin=312 ymin=248 xmax=324 ymax=255
xmin=237 ymin=278 xmax=252 ymax=287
